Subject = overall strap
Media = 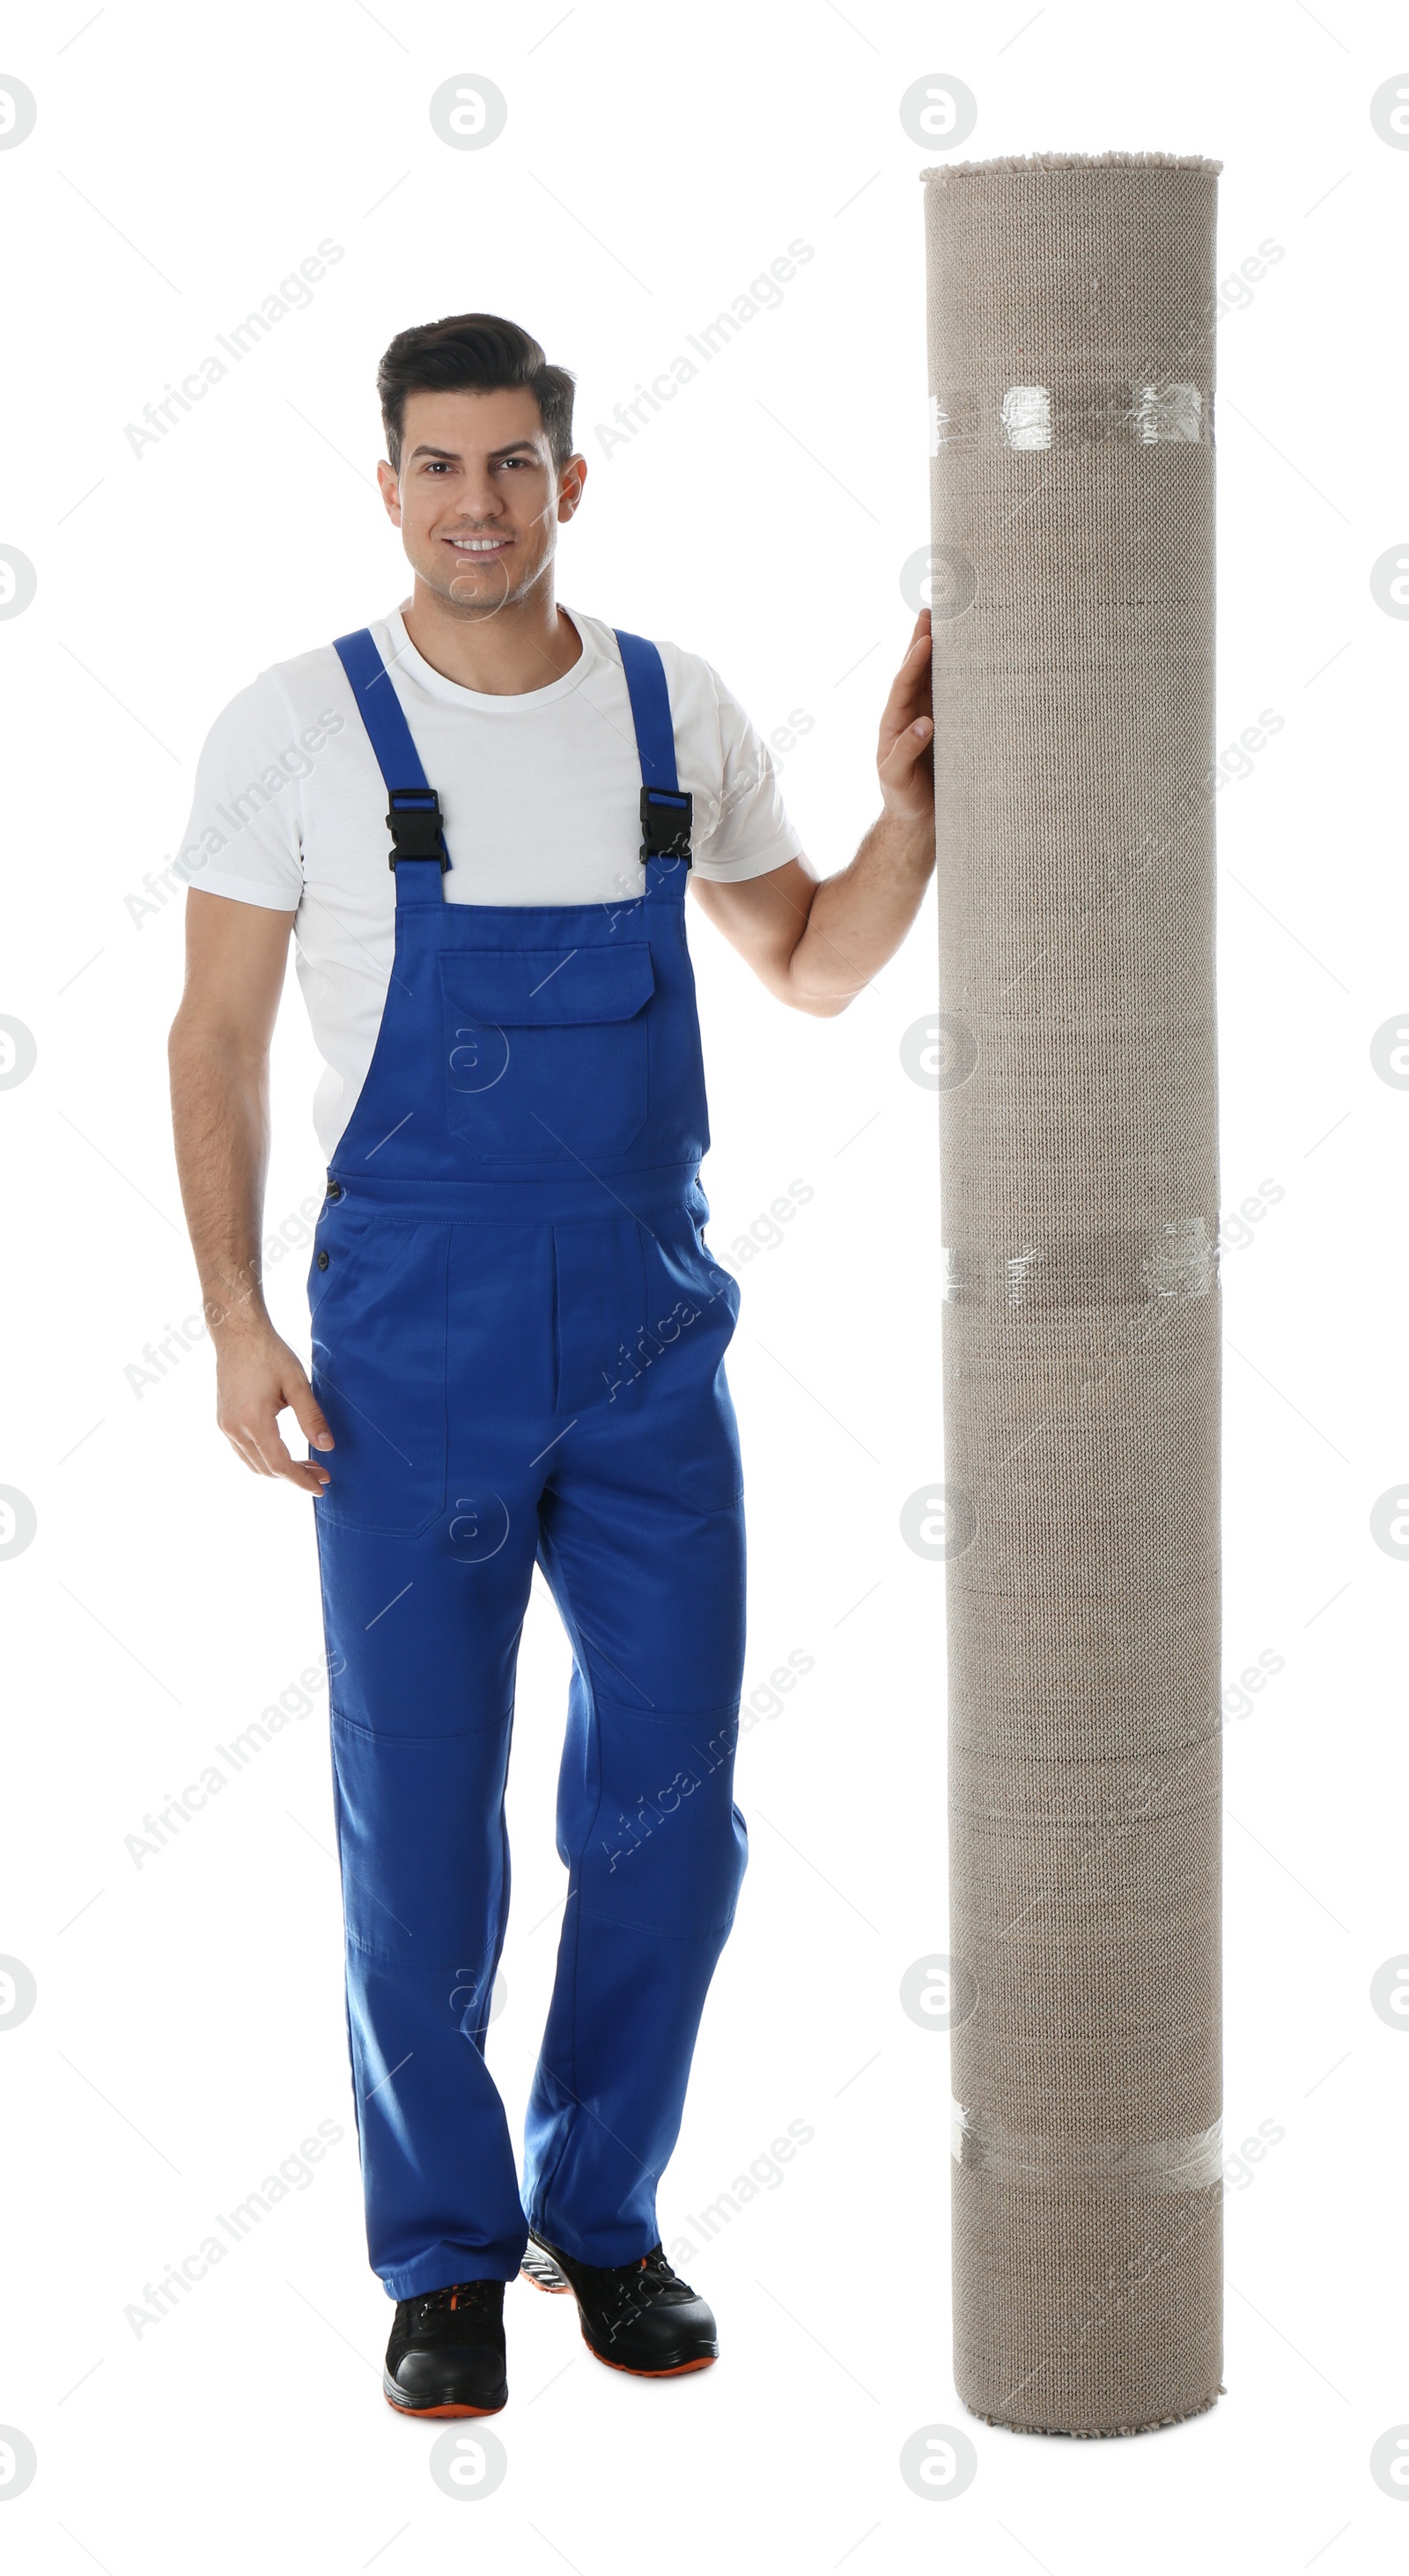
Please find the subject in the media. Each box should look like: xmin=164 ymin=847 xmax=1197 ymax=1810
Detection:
xmin=333 ymin=629 xmax=449 ymax=896
xmin=615 ymin=629 xmax=692 ymax=891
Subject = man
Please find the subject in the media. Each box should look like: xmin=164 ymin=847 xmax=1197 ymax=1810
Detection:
xmin=169 ymin=313 xmax=934 ymax=2417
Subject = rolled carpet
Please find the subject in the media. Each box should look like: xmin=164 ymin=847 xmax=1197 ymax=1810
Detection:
xmin=921 ymin=152 xmax=1223 ymax=2436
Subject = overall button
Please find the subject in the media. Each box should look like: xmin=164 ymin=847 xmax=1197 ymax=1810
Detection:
xmin=317 ymin=1250 xmax=330 ymax=1270
xmin=326 ymin=1181 xmax=343 ymax=1200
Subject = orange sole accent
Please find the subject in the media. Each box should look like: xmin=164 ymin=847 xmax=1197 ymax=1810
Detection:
xmin=520 ymin=2269 xmax=572 ymax=2297
xmin=583 ymin=2338 xmax=717 ymax=2378
xmin=384 ymin=2394 xmax=506 ymax=2418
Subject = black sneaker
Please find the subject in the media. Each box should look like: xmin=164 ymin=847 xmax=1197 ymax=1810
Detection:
xmin=383 ymin=2278 xmax=508 ymax=2417
xmin=521 ymin=2230 xmax=718 ymax=2376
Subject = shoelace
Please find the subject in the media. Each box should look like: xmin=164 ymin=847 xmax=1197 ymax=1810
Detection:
xmin=604 ymin=2250 xmax=691 ymax=2314
xmin=417 ymin=2279 xmax=497 ymax=2317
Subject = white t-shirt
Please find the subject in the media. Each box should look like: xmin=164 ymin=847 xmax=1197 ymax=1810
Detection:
xmin=178 ymin=607 xmax=802 ymax=1157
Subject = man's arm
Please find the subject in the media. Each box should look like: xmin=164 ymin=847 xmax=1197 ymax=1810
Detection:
xmin=168 ymin=891 xmax=334 ymax=1494
xmin=688 ymin=611 xmax=935 ymax=1015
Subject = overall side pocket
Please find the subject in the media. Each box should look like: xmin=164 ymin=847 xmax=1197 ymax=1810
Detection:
xmin=309 ymin=1215 xmax=449 ymax=1535
xmin=645 ymin=1208 xmax=744 ymax=1512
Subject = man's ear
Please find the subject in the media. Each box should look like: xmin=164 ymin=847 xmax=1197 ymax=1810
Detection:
xmin=557 ymin=454 xmax=588 ymax=522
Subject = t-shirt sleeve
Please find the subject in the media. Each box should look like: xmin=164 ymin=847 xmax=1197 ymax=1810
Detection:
xmin=172 ymin=671 xmax=309 ymax=909
xmin=689 ymin=659 xmax=807 ymax=884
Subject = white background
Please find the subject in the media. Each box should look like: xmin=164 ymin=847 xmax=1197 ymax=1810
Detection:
xmin=1 ymin=2 xmax=1406 ymax=2567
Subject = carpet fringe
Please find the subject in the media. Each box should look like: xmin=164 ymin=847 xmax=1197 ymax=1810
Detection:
xmin=921 ymin=151 xmax=1223 ymax=182
xmin=959 ymin=2386 xmax=1225 ymax=2440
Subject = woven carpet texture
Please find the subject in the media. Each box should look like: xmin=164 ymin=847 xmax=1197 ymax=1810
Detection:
xmin=923 ymin=150 xmax=1224 ymax=2437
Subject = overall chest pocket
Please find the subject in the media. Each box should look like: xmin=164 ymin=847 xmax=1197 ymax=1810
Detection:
xmin=439 ymin=945 xmax=654 ymax=1163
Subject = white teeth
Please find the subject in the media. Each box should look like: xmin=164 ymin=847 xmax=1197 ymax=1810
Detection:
xmin=449 ymin=535 xmax=505 ymax=549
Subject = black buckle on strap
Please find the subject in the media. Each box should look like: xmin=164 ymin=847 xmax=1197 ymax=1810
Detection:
xmin=639 ymin=785 xmax=693 ymax=866
xmin=387 ymin=786 xmax=450 ymax=871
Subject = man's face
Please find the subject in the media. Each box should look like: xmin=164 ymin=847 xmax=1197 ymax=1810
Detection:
xmin=377 ymin=386 xmax=586 ymax=616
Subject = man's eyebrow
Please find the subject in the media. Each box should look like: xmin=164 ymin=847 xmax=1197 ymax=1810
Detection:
xmin=406 ymin=439 xmax=541 ymax=462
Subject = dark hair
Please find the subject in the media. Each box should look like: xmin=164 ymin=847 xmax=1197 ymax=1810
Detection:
xmin=376 ymin=313 xmax=576 ymax=474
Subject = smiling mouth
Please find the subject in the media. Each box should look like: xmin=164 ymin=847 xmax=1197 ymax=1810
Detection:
xmin=444 ymin=532 xmax=511 ymax=554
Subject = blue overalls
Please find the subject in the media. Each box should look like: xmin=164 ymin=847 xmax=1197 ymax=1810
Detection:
xmin=309 ymin=626 xmax=749 ymax=2300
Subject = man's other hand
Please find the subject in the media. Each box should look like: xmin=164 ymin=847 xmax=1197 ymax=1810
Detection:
xmin=216 ymin=1321 xmax=335 ymax=1493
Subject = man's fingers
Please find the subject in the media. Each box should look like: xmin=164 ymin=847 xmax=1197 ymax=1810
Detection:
xmin=282 ymin=1368 xmax=334 ymax=1490
xmin=876 ymin=716 xmax=936 ymax=826
xmin=222 ymin=1424 xmax=274 ymax=1477
xmin=879 ymin=625 xmax=933 ymax=752
xmin=879 ymin=717 xmax=934 ymax=784
xmin=222 ymin=1407 xmax=328 ymax=1491
xmin=268 ymin=1439 xmax=331 ymax=1495
xmin=285 ymin=1370 xmax=335 ymax=1452
xmin=880 ymin=666 xmax=928 ymax=735
xmin=213 ymin=1333 xmax=333 ymax=1493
